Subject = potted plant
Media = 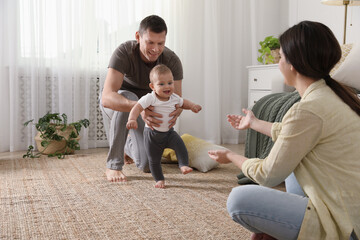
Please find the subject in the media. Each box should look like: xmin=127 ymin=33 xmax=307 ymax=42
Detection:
xmin=257 ymin=35 xmax=280 ymax=64
xmin=23 ymin=112 xmax=90 ymax=159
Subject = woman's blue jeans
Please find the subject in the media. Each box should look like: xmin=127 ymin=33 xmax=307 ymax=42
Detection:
xmin=227 ymin=173 xmax=357 ymax=240
xmin=226 ymin=173 xmax=308 ymax=240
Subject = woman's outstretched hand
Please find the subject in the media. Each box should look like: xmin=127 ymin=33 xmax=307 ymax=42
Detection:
xmin=227 ymin=108 xmax=255 ymax=130
xmin=208 ymin=149 xmax=248 ymax=170
xmin=208 ymin=149 xmax=232 ymax=164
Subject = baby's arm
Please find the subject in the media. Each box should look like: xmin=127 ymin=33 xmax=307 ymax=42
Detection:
xmin=182 ymin=99 xmax=202 ymax=113
xmin=126 ymin=103 xmax=144 ymax=129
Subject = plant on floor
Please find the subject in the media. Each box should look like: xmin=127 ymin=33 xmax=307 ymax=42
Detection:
xmin=23 ymin=112 xmax=90 ymax=159
xmin=257 ymin=35 xmax=280 ymax=64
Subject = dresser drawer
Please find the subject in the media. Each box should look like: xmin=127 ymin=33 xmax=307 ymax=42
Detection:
xmin=248 ymin=68 xmax=282 ymax=90
xmin=249 ymin=90 xmax=272 ymax=106
xmin=247 ymin=64 xmax=291 ymax=108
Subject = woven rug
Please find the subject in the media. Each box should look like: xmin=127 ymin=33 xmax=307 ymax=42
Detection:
xmin=0 ymin=148 xmax=251 ymax=240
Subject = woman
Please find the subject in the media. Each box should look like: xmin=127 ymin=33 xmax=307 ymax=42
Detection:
xmin=208 ymin=21 xmax=360 ymax=240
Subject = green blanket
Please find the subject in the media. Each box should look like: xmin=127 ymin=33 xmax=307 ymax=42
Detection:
xmin=238 ymin=91 xmax=301 ymax=185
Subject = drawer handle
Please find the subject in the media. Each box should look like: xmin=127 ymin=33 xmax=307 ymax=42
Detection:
xmin=253 ymin=78 xmax=258 ymax=82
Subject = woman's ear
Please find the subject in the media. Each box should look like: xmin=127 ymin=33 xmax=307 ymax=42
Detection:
xmin=290 ymin=65 xmax=297 ymax=73
xmin=290 ymin=65 xmax=300 ymax=77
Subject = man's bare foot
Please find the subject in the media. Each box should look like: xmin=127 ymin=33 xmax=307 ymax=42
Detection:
xmin=180 ymin=166 xmax=193 ymax=175
xmin=106 ymin=169 xmax=127 ymax=182
xmin=155 ymin=180 xmax=165 ymax=189
xmin=251 ymin=233 xmax=277 ymax=240
xmin=124 ymin=153 xmax=134 ymax=164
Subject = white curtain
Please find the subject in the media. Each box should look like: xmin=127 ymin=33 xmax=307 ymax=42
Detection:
xmin=174 ymin=0 xmax=289 ymax=144
xmin=0 ymin=0 xmax=286 ymax=153
xmin=1 ymin=0 xmax=100 ymax=152
xmin=173 ymin=0 xmax=254 ymax=144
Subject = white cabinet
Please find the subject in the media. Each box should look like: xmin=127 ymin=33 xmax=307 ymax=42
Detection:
xmin=247 ymin=64 xmax=293 ymax=107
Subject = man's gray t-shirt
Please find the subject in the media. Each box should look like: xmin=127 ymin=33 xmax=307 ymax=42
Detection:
xmin=108 ymin=40 xmax=183 ymax=98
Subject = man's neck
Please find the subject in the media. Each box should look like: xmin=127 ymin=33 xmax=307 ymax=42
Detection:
xmin=144 ymin=61 xmax=157 ymax=68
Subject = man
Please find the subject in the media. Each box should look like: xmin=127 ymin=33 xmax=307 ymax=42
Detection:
xmin=100 ymin=15 xmax=183 ymax=182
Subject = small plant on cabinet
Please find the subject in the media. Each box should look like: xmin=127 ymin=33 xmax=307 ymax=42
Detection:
xmin=257 ymin=35 xmax=280 ymax=64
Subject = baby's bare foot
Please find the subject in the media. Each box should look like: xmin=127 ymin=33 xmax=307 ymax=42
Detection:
xmin=106 ymin=169 xmax=127 ymax=182
xmin=155 ymin=180 xmax=165 ymax=189
xmin=124 ymin=153 xmax=134 ymax=164
xmin=180 ymin=166 xmax=193 ymax=175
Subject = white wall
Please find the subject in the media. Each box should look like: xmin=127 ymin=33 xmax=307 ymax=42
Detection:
xmin=346 ymin=5 xmax=360 ymax=43
xmin=289 ymin=0 xmax=360 ymax=44
xmin=250 ymin=0 xmax=289 ymax=65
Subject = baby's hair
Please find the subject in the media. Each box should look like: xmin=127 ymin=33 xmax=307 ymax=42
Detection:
xmin=150 ymin=64 xmax=172 ymax=83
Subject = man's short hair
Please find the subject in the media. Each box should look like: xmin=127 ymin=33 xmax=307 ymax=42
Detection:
xmin=139 ymin=15 xmax=167 ymax=35
xmin=150 ymin=64 xmax=172 ymax=82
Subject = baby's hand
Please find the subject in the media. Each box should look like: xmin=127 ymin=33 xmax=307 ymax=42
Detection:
xmin=191 ymin=104 xmax=202 ymax=113
xmin=126 ymin=120 xmax=138 ymax=130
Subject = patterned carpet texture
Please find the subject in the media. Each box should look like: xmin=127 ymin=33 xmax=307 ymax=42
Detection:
xmin=0 ymin=148 xmax=251 ymax=240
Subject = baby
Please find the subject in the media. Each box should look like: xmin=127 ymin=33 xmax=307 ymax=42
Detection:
xmin=127 ymin=64 xmax=202 ymax=188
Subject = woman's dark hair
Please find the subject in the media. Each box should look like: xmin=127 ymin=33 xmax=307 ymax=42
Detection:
xmin=139 ymin=15 xmax=167 ymax=36
xmin=279 ymin=21 xmax=360 ymax=116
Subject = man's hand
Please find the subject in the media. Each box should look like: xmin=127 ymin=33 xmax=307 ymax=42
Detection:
xmin=140 ymin=106 xmax=162 ymax=130
xmin=168 ymin=104 xmax=183 ymax=129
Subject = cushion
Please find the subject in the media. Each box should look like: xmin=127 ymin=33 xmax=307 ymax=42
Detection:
xmin=330 ymin=43 xmax=353 ymax=76
xmin=162 ymin=134 xmax=224 ymax=172
xmin=331 ymin=42 xmax=360 ymax=90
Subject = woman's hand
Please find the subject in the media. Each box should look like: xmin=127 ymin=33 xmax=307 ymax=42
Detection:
xmin=208 ymin=149 xmax=248 ymax=169
xmin=168 ymin=104 xmax=183 ymax=128
xmin=208 ymin=149 xmax=233 ymax=164
xmin=140 ymin=106 xmax=162 ymax=130
xmin=227 ymin=108 xmax=256 ymax=130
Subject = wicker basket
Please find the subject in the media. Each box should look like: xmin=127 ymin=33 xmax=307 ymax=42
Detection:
xmin=34 ymin=125 xmax=80 ymax=155
xmin=270 ymin=49 xmax=280 ymax=64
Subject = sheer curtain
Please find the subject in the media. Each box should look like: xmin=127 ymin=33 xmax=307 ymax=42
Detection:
xmin=0 ymin=0 xmax=286 ymax=153
xmin=172 ymin=0 xmax=253 ymax=144
xmin=166 ymin=0 xmax=288 ymax=144
xmin=1 ymin=0 xmax=100 ymax=152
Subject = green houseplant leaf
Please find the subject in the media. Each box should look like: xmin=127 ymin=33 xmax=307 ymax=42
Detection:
xmin=257 ymin=35 xmax=280 ymax=64
xmin=23 ymin=112 xmax=90 ymax=159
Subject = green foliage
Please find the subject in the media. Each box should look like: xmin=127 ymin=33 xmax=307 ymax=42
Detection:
xmin=23 ymin=112 xmax=90 ymax=159
xmin=22 ymin=145 xmax=42 ymax=158
xmin=257 ymin=35 xmax=280 ymax=64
